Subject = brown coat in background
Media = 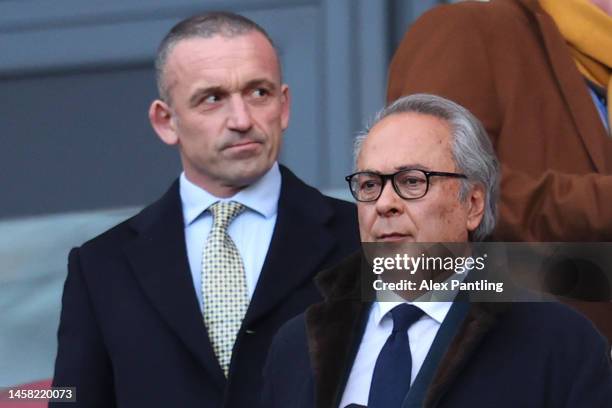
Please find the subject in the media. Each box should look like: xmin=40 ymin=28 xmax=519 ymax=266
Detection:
xmin=387 ymin=0 xmax=612 ymax=340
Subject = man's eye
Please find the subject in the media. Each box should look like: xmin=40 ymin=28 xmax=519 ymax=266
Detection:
xmin=251 ymin=88 xmax=270 ymax=98
xmin=398 ymin=176 xmax=425 ymax=188
xmin=203 ymin=94 xmax=221 ymax=104
xmin=360 ymin=180 xmax=381 ymax=191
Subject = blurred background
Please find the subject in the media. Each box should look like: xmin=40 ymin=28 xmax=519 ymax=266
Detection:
xmin=0 ymin=0 xmax=452 ymax=387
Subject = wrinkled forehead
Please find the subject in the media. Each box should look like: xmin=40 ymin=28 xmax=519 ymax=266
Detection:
xmin=357 ymin=112 xmax=455 ymax=172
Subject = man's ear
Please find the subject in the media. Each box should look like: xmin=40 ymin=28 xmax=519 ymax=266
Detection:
xmin=466 ymin=183 xmax=486 ymax=233
xmin=149 ymin=99 xmax=179 ymax=146
xmin=280 ymin=84 xmax=291 ymax=131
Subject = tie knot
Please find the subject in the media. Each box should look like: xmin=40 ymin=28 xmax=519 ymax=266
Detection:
xmin=390 ymin=304 xmax=423 ymax=333
xmin=209 ymin=201 xmax=245 ymax=231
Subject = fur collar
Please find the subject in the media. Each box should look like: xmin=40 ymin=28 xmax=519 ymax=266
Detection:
xmin=305 ymin=252 xmax=510 ymax=408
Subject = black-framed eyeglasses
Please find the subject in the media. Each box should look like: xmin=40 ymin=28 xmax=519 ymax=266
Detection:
xmin=345 ymin=169 xmax=467 ymax=202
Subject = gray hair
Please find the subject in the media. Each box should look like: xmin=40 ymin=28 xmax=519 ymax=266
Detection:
xmin=353 ymin=93 xmax=499 ymax=241
xmin=155 ymin=11 xmax=278 ymax=103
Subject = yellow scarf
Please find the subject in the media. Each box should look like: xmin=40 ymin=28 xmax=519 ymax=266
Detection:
xmin=540 ymin=0 xmax=611 ymax=128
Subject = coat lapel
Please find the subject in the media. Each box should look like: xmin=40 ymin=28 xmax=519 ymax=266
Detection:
xmin=244 ymin=166 xmax=338 ymax=327
xmin=529 ymin=1 xmax=612 ymax=173
xmin=122 ymin=181 xmax=226 ymax=390
xmin=304 ymin=253 xmax=371 ymax=408
xmin=423 ymin=302 xmax=510 ymax=408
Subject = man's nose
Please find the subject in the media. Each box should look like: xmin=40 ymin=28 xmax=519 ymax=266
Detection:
xmin=227 ymin=94 xmax=253 ymax=131
xmin=375 ymin=179 xmax=404 ymax=216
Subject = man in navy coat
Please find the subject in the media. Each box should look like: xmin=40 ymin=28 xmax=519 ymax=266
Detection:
xmin=51 ymin=12 xmax=359 ymax=408
xmin=263 ymin=94 xmax=612 ymax=407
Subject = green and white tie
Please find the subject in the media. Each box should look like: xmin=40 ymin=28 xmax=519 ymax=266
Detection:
xmin=202 ymin=201 xmax=248 ymax=376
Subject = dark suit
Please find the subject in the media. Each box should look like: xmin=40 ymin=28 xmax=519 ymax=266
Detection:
xmin=263 ymin=253 xmax=612 ymax=408
xmin=51 ymin=165 xmax=359 ymax=408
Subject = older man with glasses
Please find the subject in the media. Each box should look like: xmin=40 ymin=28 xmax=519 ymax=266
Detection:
xmin=261 ymin=94 xmax=612 ymax=408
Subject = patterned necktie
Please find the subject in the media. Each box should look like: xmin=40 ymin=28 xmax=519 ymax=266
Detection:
xmin=202 ymin=201 xmax=248 ymax=376
xmin=368 ymin=304 xmax=424 ymax=408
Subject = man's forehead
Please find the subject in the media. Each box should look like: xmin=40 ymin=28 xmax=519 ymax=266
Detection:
xmin=164 ymin=32 xmax=281 ymax=86
xmin=171 ymin=32 xmax=276 ymax=64
xmin=358 ymin=112 xmax=454 ymax=169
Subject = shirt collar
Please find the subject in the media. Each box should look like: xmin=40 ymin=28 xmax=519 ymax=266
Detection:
xmin=373 ymin=269 xmax=470 ymax=326
xmin=374 ymin=299 xmax=452 ymax=327
xmin=373 ymin=259 xmax=474 ymax=326
xmin=180 ymin=162 xmax=281 ymax=225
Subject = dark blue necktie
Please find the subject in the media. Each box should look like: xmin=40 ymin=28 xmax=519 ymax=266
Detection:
xmin=367 ymin=304 xmax=424 ymax=408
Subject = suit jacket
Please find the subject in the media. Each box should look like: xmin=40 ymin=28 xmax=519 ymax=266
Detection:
xmin=386 ymin=0 xmax=612 ymax=343
xmin=51 ymin=165 xmax=360 ymax=408
xmin=263 ymin=253 xmax=612 ymax=408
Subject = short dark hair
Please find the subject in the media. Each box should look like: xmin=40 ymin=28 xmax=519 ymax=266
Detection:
xmin=155 ymin=11 xmax=278 ymax=102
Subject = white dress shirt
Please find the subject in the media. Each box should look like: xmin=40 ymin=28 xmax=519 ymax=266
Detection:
xmin=180 ymin=163 xmax=281 ymax=310
xmin=338 ymin=299 xmax=453 ymax=408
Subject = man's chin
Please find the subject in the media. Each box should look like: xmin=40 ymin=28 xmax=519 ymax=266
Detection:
xmin=221 ymin=161 xmax=274 ymax=188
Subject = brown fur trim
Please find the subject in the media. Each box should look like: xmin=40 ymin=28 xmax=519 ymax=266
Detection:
xmin=315 ymin=251 xmax=363 ymax=299
xmin=424 ymin=302 xmax=511 ymax=407
xmin=306 ymin=252 xmax=371 ymax=408
xmin=306 ymin=300 xmax=370 ymax=408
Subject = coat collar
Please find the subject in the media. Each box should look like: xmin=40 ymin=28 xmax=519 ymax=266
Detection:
xmin=422 ymin=301 xmax=510 ymax=407
xmin=123 ymin=180 xmax=227 ymax=389
xmin=244 ymin=165 xmax=340 ymax=327
xmin=305 ymin=252 xmax=510 ymax=408
xmin=306 ymin=253 xmax=368 ymax=408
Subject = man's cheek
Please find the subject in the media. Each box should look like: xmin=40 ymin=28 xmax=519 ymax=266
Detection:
xmin=357 ymin=211 xmax=373 ymax=241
